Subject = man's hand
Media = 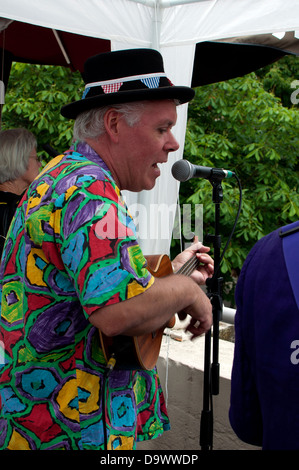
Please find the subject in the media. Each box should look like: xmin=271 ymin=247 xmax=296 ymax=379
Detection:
xmin=172 ymin=237 xmax=214 ymax=286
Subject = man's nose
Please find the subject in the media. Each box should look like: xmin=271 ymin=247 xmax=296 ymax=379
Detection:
xmin=167 ymin=132 xmax=180 ymax=152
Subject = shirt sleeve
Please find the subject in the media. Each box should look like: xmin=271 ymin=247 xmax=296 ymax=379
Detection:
xmin=59 ymin=177 xmax=154 ymax=317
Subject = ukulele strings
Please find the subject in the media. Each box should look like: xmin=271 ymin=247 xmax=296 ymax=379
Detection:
xmin=176 ymin=256 xmax=200 ymax=276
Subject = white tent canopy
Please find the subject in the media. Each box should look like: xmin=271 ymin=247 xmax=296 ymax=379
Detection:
xmin=1 ymin=0 xmax=299 ymax=254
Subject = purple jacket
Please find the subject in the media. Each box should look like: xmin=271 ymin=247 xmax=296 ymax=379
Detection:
xmin=229 ymin=220 xmax=299 ymax=450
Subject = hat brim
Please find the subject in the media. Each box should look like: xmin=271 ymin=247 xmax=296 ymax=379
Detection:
xmin=61 ymin=86 xmax=195 ymax=119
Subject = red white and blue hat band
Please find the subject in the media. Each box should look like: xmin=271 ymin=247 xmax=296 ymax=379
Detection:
xmin=60 ymin=49 xmax=194 ymax=119
xmin=82 ymin=72 xmax=172 ymax=99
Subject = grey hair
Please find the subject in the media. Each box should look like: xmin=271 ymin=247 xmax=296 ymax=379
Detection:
xmin=0 ymin=128 xmax=37 ymax=184
xmin=73 ymin=102 xmax=147 ymax=142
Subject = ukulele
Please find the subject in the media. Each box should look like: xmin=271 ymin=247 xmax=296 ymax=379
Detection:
xmin=99 ymin=253 xmax=200 ymax=370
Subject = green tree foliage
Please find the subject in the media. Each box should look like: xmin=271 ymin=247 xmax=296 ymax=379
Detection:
xmin=177 ymin=56 xmax=299 ymax=302
xmin=1 ymin=63 xmax=83 ymax=160
xmin=256 ymin=54 xmax=299 ymax=107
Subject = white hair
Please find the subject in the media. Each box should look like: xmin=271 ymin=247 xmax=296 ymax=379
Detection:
xmin=73 ymin=102 xmax=146 ymax=141
xmin=0 ymin=128 xmax=37 ymax=184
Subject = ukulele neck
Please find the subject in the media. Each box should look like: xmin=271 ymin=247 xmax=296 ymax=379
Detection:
xmin=175 ymin=255 xmax=200 ymax=277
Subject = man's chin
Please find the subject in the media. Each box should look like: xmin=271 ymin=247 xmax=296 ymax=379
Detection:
xmin=127 ymin=176 xmax=158 ymax=192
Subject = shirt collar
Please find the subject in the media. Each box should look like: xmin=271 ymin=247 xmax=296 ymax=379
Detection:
xmin=74 ymin=141 xmax=111 ymax=175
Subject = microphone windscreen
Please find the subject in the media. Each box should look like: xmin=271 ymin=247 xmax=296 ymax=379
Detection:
xmin=171 ymin=160 xmax=191 ymax=182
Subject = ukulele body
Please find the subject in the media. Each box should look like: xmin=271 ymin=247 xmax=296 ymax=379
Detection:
xmin=99 ymin=254 xmax=175 ymax=370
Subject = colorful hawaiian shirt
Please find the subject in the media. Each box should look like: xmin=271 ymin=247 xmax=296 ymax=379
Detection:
xmin=0 ymin=142 xmax=169 ymax=450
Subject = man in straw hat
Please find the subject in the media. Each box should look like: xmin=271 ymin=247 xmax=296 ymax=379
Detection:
xmin=0 ymin=49 xmax=213 ymax=450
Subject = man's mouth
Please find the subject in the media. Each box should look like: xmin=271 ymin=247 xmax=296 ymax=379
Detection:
xmin=152 ymin=162 xmax=161 ymax=177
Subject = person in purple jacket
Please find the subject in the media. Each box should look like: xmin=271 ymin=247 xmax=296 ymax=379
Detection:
xmin=229 ymin=220 xmax=299 ymax=450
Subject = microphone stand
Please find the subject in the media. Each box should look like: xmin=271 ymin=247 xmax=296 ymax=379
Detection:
xmin=200 ymin=170 xmax=224 ymax=451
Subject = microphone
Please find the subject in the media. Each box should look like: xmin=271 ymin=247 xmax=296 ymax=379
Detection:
xmin=172 ymin=159 xmax=234 ymax=182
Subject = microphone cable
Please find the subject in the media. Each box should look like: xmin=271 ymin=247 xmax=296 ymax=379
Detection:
xmin=209 ymin=172 xmax=242 ymax=280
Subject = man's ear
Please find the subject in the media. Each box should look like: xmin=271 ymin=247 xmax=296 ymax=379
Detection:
xmin=104 ymin=108 xmax=122 ymax=142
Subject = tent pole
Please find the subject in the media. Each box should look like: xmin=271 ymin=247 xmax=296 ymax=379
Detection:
xmin=152 ymin=0 xmax=163 ymax=50
xmin=127 ymin=0 xmax=156 ymax=6
xmin=52 ymin=29 xmax=71 ymax=66
xmin=127 ymin=0 xmax=205 ymax=6
xmin=162 ymin=0 xmax=207 ymax=6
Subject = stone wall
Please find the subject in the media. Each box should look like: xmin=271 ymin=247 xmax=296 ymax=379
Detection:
xmin=137 ymin=334 xmax=260 ymax=451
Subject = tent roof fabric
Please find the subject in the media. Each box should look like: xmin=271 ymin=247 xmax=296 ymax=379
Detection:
xmin=0 ymin=20 xmax=110 ymax=71
xmin=1 ymin=0 xmax=299 ymax=49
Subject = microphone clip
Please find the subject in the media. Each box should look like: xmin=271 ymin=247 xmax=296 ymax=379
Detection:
xmin=208 ymin=168 xmax=230 ymax=183
xmin=209 ymin=178 xmax=224 ymax=204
